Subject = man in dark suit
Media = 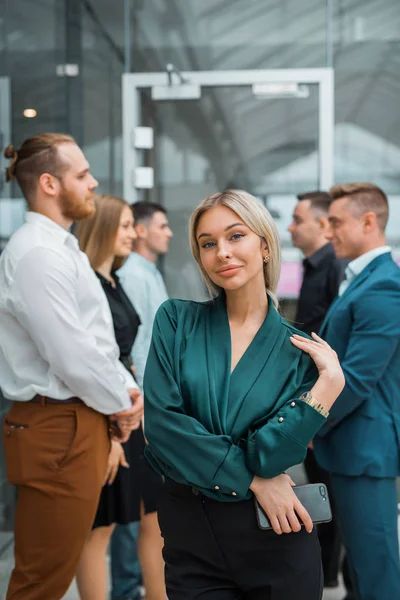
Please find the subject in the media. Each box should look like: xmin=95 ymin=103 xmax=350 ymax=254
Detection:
xmin=314 ymin=182 xmax=400 ymax=600
xmin=288 ymin=191 xmax=345 ymax=588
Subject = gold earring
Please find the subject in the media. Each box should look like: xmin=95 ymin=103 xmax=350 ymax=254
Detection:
xmin=264 ymin=254 xmax=270 ymax=264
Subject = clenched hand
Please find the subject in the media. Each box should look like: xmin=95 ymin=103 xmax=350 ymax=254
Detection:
xmin=109 ymin=389 xmax=144 ymax=442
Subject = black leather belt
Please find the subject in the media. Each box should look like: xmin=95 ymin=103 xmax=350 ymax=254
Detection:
xmin=30 ymin=394 xmax=83 ymax=405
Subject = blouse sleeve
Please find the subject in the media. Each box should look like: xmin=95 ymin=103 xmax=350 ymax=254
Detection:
xmin=245 ymin=358 xmax=327 ymax=478
xmin=143 ymin=300 xmax=254 ymax=499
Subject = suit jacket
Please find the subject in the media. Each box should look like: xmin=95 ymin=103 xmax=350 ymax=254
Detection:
xmin=314 ymin=252 xmax=400 ymax=478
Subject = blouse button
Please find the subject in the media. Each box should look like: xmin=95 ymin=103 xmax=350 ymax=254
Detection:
xmin=278 ymin=417 xmax=284 ymax=423
xmin=214 ymin=485 xmax=220 ymax=490
xmin=290 ymin=402 xmax=296 ymax=408
xmin=232 ymin=491 xmax=237 ymax=496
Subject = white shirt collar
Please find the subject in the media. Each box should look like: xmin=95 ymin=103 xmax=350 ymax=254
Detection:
xmin=346 ymin=246 xmax=391 ymax=281
xmin=25 ymin=211 xmax=79 ymax=249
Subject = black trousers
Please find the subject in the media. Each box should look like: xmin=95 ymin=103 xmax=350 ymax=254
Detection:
xmin=304 ymin=448 xmax=342 ymax=584
xmin=158 ymin=480 xmax=323 ymax=600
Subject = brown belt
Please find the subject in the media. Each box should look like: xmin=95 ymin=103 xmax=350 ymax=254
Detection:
xmin=30 ymin=394 xmax=83 ymax=405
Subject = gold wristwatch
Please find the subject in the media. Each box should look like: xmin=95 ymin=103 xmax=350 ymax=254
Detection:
xmin=300 ymin=392 xmax=329 ymax=418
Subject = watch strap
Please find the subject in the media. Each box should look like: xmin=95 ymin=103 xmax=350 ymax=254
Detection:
xmin=300 ymin=392 xmax=329 ymax=419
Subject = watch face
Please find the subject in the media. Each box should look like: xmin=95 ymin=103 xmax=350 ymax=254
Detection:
xmin=301 ymin=392 xmax=312 ymax=401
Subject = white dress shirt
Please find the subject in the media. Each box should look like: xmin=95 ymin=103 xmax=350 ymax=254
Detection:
xmin=118 ymin=252 xmax=168 ymax=388
xmin=0 ymin=212 xmax=136 ymax=414
xmin=338 ymin=246 xmax=391 ymax=296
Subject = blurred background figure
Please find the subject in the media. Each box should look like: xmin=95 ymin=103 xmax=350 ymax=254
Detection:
xmin=288 ymin=191 xmax=346 ymax=336
xmin=288 ymin=191 xmax=346 ymax=589
xmin=314 ymin=183 xmax=400 ymax=600
xmin=109 ymin=202 xmax=172 ymax=600
xmin=75 ymin=195 xmax=166 ymax=600
xmin=119 ymin=202 xmax=173 ymax=388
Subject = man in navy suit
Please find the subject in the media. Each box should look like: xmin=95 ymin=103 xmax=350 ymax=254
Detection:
xmin=314 ymin=182 xmax=400 ymax=600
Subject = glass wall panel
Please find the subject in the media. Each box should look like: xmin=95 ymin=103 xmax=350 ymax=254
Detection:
xmin=128 ymin=0 xmax=328 ymax=72
xmin=333 ymin=0 xmax=400 ymax=252
xmin=81 ymin=4 xmax=124 ymax=195
xmin=1 ymin=0 xmax=67 ymax=189
xmin=144 ymin=83 xmax=318 ymax=299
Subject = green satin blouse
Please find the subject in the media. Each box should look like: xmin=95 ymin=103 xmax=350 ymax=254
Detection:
xmin=143 ymin=294 xmax=326 ymax=501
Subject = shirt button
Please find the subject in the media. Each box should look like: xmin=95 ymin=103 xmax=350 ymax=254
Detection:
xmin=278 ymin=417 xmax=284 ymax=423
xmin=214 ymin=485 xmax=220 ymax=490
xmin=231 ymin=491 xmax=237 ymax=496
xmin=290 ymin=402 xmax=296 ymax=408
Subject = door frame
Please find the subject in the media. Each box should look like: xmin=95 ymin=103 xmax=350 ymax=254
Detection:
xmin=122 ymin=68 xmax=334 ymax=204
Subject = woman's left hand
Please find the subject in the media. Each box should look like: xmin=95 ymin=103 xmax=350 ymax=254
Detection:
xmin=103 ymin=441 xmax=129 ymax=486
xmin=290 ymin=332 xmax=345 ymax=411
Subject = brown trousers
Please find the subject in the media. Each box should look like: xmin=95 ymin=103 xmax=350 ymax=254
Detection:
xmin=3 ymin=400 xmax=110 ymax=600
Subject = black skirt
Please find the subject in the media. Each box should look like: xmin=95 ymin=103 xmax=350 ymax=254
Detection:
xmin=93 ymin=424 xmax=164 ymax=528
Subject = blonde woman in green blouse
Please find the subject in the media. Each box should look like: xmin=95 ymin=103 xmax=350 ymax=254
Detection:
xmin=143 ymin=190 xmax=345 ymax=600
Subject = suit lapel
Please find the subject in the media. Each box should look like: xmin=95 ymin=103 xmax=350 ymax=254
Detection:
xmin=319 ymin=253 xmax=392 ymax=336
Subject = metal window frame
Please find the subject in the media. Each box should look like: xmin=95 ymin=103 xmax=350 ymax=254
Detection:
xmin=0 ymin=77 xmax=11 ymax=199
xmin=122 ymin=68 xmax=334 ymax=204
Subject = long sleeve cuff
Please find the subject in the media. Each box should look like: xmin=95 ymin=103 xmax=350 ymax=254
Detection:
xmin=245 ymin=399 xmax=327 ymax=479
xmin=211 ymin=444 xmax=254 ymax=499
xmin=274 ymin=399 xmax=327 ymax=446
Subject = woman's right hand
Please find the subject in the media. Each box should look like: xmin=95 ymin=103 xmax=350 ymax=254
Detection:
xmin=290 ymin=332 xmax=345 ymax=411
xmin=103 ymin=440 xmax=129 ymax=486
xmin=250 ymin=474 xmax=313 ymax=535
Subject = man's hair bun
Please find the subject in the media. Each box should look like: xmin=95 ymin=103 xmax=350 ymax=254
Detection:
xmin=4 ymin=144 xmax=18 ymax=182
xmin=4 ymin=144 xmax=17 ymax=159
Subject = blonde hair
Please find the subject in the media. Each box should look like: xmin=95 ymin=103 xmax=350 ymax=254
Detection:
xmin=330 ymin=182 xmax=389 ymax=231
xmin=189 ymin=190 xmax=281 ymax=309
xmin=75 ymin=194 xmax=130 ymax=271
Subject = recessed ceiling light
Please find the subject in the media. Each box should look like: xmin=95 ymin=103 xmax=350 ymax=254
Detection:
xmin=23 ymin=109 xmax=37 ymax=118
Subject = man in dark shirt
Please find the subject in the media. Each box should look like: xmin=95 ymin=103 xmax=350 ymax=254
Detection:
xmin=289 ymin=191 xmax=346 ymax=335
xmin=288 ymin=190 xmax=346 ymax=590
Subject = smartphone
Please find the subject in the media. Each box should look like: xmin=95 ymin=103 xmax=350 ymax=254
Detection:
xmin=254 ymin=483 xmax=332 ymax=530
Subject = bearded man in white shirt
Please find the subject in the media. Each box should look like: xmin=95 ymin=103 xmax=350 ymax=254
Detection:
xmin=0 ymin=133 xmax=143 ymax=600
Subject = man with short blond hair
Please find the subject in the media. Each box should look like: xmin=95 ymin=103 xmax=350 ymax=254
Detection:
xmin=314 ymin=182 xmax=400 ymax=600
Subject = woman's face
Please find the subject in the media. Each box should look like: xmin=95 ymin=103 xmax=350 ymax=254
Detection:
xmin=113 ymin=205 xmax=137 ymax=257
xmin=196 ymin=204 xmax=268 ymax=292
